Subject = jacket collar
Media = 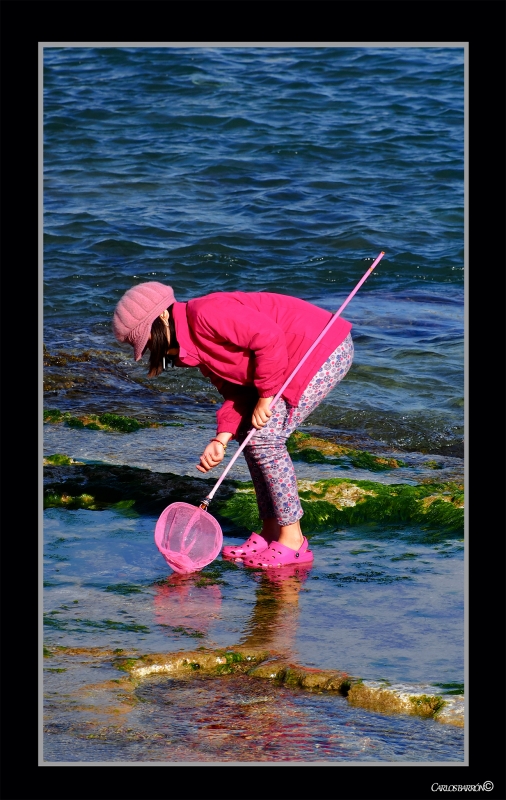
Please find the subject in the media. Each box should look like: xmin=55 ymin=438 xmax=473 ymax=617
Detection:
xmin=171 ymin=302 xmax=201 ymax=366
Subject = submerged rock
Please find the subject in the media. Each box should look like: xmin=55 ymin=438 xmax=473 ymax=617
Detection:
xmin=346 ymin=680 xmax=464 ymax=727
xmin=43 ymin=644 xmax=463 ymax=727
xmin=248 ymin=659 xmax=350 ymax=692
xmin=116 ymin=648 xmax=270 ymax=679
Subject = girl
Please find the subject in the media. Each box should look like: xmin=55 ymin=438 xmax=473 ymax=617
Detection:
xmin=112 ymin=282 xmax=354 ymax=569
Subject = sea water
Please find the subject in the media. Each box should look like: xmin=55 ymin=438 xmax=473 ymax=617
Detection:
xmin=43 ymin=45 xmax=464 ymax=456
xmin=42 ymin=45 xmax=465 ymax=763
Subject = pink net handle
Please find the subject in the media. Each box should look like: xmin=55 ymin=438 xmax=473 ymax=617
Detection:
xmin=205 ymin=251 xmax=385 ymax=503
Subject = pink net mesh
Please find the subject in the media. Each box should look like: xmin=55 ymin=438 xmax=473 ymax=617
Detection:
xmin=154 ymin=502 xmax=223 ymax=574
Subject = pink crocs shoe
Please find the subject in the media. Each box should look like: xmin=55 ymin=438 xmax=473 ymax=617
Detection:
xmin=244 ymin=536 xmax=314 ymax=569
xmin=222 ymin=532 xmax=270 ymax=560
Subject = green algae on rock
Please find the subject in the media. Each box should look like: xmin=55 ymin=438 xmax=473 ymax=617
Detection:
xmin=345 ymin=681 xmax=464 ymax=726
xmin=287 ymin=431 xmax=407 ymax=472
xmin=43 ymin=614 xmax=151 ymax=635
xmin=43 ymin=491 xmax=100 ymax=510
xmin=44 ymin=408 xmax=172 ymax=433
xmin=114 ymin=648 xmax=271 ymax=679
xmin=215 ymin=478 xmax=464 ymax=535
xmin=104 ymin=584 xmax=144 ymax=595
xmin=44 ymin=453 xmax=84 ymax=466
xmin=43 ymin=346 xmax=92 ymax=367
xmin=43 ymin=460 xmax=464 ymax=533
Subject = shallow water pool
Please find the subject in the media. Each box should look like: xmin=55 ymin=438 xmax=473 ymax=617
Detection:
xmin=43 ymin=507 xmax=464 ymax=763
xmin=44 ymin=670 xmax=464 ymax=764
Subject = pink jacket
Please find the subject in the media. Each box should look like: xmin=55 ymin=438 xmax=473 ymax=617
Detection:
xmin=171 ymin=292 xmax=352 ymax=437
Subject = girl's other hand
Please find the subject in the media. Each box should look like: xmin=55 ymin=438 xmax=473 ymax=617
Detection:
xmin=251 ymin=397 xmax=274 ymax=430
xmin=196 ymin=440 xmax=226 ymax=473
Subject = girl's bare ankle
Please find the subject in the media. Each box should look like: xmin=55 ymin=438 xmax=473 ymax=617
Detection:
xmin=278 ymin=534 xmax=303 ymax=550
xmin=260 ymin=520 xmax=280 ymax=544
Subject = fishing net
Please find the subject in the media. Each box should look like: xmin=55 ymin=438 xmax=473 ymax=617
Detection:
xmin=154 ymin=502 xmax=223 ymax=574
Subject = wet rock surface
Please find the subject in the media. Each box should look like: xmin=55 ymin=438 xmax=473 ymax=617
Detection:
xmin=43 ymin=459 xmax=463 ymax=535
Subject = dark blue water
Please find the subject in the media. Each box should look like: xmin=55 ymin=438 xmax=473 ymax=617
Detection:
xmin=43 ymin=46 xmax=464 ymax=458
xmin=43 ymin=46 xmax=465 ymax=765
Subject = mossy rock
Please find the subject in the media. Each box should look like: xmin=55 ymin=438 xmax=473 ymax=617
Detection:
xmin=44 ymin=409 xmax=64 ymax=423
xmin=43 ymin=349 xmax=92 ymax=367
xmin=120 ymin=648 xmax=270 ymax=679
xmin=409 ymin=693 xmax=446 ymax=717
xmin=44 ymin=491 xmax=96 ymax=509
xmin=43 ymin=461 xmax=237 ymax=516
xmin=286 ymin=431 xmax=406 ymax=472
xmin=43 ymin=408 xmax=171 ymax=433
xmin=215 ymin=478 xmax=464 ymax=535
xmin=347 ymin=683 xmax=447 ymax=719
xmin=44 ymin=453 xmax=80 ymax=466
xmin=43 ymin=461 xmax=463 ymax=533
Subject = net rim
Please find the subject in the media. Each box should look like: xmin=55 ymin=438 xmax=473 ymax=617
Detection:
xmin=154 ymin=501 xmax=223 ymax=574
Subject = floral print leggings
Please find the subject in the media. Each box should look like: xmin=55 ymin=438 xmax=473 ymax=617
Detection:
xmin=237 ymin=333 xmax=354 ymax=526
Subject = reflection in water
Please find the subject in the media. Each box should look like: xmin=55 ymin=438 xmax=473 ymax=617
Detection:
xmin=131 ymin=673 xmax=463 ymax=763
xmin=238 ymin=563 xmax=313 ymax=655
xmin=153 ymin=573 xmax=222 ymax=635
xmin=152 ymin=561 xmax=313 ymax=657
xmin=150 ymin=563 xmax=321 ymax=761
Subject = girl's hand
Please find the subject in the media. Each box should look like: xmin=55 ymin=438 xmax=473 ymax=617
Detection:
xmin=252 ymin=397 xmax=274 ymax=430
xmin=196 ymin=438 xmax=228 ymax=473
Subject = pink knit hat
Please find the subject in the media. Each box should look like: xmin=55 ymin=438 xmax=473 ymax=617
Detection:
xmin=112 ymin=282 xmax=176 ymax=361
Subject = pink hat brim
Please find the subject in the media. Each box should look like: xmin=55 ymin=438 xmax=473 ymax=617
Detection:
xmin=132 ymin=322 xmax=151 ymax=361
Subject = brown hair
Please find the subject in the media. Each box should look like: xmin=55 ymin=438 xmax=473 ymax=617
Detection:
xmin=147 ymin=305 xmax=178 ymax=377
